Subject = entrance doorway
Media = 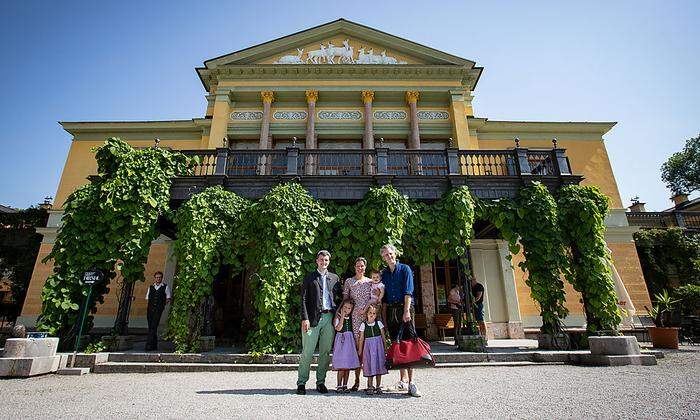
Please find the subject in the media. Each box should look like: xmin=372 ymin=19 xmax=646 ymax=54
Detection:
xmin=211 ymin=266 xmax=246 ymax=345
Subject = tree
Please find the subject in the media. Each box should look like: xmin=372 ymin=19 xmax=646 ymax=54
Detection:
xmin=661 ymin=134 xmax=700 ymax=195
xmin=0 ymin=207 xmax=49 ymax=316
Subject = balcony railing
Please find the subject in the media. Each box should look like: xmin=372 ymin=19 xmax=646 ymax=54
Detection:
xmin=627 ymin=211 xmax=700 ymax=230
xmin=183 ymin=147 xmax=573 ymax=178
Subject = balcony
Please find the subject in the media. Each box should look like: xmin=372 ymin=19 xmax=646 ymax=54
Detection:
xmin=627 ymin=211 xmax=700 ymax=231
xmin=172 ymin=147 xmax=582 ymax=201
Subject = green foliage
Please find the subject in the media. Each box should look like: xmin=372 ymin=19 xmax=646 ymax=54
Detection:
xmin=317 ymin=185 xmax=412 ymax=275
xmin=84 ymin=339 xmax=108 ymax=354
xmin=405 ymin=186 xmax=476 ymax=266
xmin=557 ymin=185 xmax=622 ymax=333
xmin=168 ymin=187 xmax=250 ymax=352
xmin=634 ymin=228 xmax=700 ymax=298
xmin=661 ymin=134 xmax=700 ymax=194
xmin=0 ymin=207 xmax=48 ymax=312
xmin=512 ymin=183 xmax=569 ymax=334
xmin=649 ymin=290 xmax=680 ymax=327
xmin=245 ymin=183 xmax=326 ymax=354
xmin=480 ymin=183 xmax=568 ymax=334
xmin=36 ymin=138 xmax=190 ymax=345
xmin=673 ymin=284 xmax=700 ymax=315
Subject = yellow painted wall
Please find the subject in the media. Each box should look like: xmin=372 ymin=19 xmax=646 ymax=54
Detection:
xmin=479 ymin=138 xmax=624 ymax=209
xmin=19 ymin=243 xmax=54 ymax=318
xmin=608 ymin=242 xmax=653 ymax=312
xmin=54 ymin=138 xmax=202 ymax=209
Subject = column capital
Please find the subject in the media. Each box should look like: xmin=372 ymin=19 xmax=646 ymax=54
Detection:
xmin=305 ymin=90 xmax=318 ymax=103
xmin=405 ymin=90 xmax=420 ymax=104
xmin=361 ymin=90 xmax=374 ymax=104
xmin=261 ymin=91 xmax=275 ymax=104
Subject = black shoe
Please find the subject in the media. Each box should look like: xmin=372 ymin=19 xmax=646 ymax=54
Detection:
xmin=316 ymin=384 xmax=329 ymax=394
xmin=296 ymin=385 xmax=306 ymax=395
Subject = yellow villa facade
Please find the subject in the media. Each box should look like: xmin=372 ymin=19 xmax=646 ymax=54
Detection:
xmin=19 ymin=19 xmax=652 ymax=340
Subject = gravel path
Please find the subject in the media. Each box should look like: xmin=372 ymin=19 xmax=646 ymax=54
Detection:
xmin=1 ymin=349 xmax=698 ymax=419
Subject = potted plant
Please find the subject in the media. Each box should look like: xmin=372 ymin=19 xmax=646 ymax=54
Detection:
xmin=645 ymin=290 xmax=681 ymax=349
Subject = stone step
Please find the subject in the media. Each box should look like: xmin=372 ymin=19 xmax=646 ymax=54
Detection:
xmin=93 ymin=360 xmax=566 ymax=374
xmin=104 ymin=350 xmax=663 ymax=365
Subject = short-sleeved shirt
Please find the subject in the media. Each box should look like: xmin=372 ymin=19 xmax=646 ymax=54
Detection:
xmin=359 ymin=321 xmax=384 ymax=337
xmin=381 ymin=262 xmax=414 ymax=305
xmin=471 ymin=282 xmax=485 ymax=304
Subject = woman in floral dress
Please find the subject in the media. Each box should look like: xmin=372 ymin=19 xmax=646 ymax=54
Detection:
xmin=343 ymin=257 xmax=373 ymax=391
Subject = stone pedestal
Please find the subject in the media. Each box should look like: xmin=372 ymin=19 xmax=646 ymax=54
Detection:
xmin=589 ymin=336 xmax=640 ymax=355
xmin=578 ymin=336 xmax=656 ymax=366
xmin=456 ymin=335 xmax=487 ymax=352
xmin=0 ymin=337 xmax=61 ymax=377
xmin=200 ymin=336 xmax=216 ymax=352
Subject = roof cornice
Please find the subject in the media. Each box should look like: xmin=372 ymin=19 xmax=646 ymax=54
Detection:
xmin=59 ymin=119 xmax=210 ymax=135
xmin=469 ymin=118 xmax=617 ymax=136
xmin=198 ymin=64 xmax=481 ymax=91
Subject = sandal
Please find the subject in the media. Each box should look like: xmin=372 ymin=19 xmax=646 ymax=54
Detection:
xmin=374 ymin=386 xmax=383 ymax=395
xmin=336 ymin=385 xmax=345 ymax=393
xmin=365 ymin=386 xmax=375 ymax=395
xmin=350 ymin=383 xmax=359 ymax=392
xmin=343 ymin=386 xmax=352 ymax=393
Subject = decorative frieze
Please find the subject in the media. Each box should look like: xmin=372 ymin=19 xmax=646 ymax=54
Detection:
xmin=230 ymin=111 xmax=263 ymax=121
xmin=417 ymin=110 xmax=450 ymax=120
xmin=317 ymin=110 xmax=362 ymax=120
xmin=373 ymin=110 xmax=407 ymax=120
xmin=273 ymin=110 xmax=308 ymax=120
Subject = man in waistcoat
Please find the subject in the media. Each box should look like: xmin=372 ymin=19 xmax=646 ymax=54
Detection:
xmin=145 ymin=271 xmax=171 ymax=351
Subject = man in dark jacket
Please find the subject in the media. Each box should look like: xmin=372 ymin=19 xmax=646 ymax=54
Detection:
xmin=296 ymin=250 xmax=340 ymax=395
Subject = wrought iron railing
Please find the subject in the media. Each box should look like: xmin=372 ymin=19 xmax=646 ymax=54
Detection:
xmin=178 ymin=147 xmax=574 ymax=178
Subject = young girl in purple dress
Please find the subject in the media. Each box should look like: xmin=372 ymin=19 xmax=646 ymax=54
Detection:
xmin=332 ymin=299 xmax=361 ymax=392
xmin=357 ymin=303 xmax=388 ymax=394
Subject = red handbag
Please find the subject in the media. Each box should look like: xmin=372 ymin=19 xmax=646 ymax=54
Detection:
xmin=386 ymin=322 xmax=435 ymax=369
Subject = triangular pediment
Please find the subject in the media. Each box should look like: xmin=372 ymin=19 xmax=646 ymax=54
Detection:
xmin=204 ymin=19 xmax=475 ymax=68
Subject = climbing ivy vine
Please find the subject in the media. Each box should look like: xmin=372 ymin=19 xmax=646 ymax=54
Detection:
xmin=557 ymin=185 xmax=622 ymax=333
xmin=168 ymin=187 xmax=250 ymax=352
xmin=481 ymin=183 xmax=569 ymax=334
xmin=245 ymin=183 xmax=326 ymax=354
xmin=37 ymin=138 xmax=190 ymax=347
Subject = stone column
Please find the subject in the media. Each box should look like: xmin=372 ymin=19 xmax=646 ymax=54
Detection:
xmin=450 ymin=89 xmax=478 ymax=150
xmin=207 ymin=92 xmax=231 ymax=149
xmin=406 ymin=91 xmax=421 ymax=149
xmin=259 ymin=91 xmax=274 ymax=149
xmin=259 ymin=91 xmax=274 ymax=174
xmin=361 ymin=90 xmax=375 ymax=174
xmin=420 ymin=264 xmax=438 ymax=340
xmin=497 ymin=240 xmax=524 ymax=338
xmin=304 ymin=90 xmax=318 ymax=175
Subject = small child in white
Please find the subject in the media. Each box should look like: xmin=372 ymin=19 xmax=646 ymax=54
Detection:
xmin=357 ymin=303 xmax=388 ymax=394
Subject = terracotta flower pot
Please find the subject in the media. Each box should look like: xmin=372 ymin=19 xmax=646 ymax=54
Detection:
xmin=648 ymin=326 xmax=679 ymax=349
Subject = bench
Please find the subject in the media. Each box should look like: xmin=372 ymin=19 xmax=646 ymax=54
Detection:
xmin=434 ymin=313 xmax=454 ymax=340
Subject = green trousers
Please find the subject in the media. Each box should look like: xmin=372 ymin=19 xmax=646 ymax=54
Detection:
xmin=297 ymin=312 xmax=335 ymax=387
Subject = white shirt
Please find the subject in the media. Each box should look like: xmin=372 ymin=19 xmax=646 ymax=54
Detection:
xmin=318 ymin=269 xmax=332 ymax=311
xmin=359 ymin=320 xmax=384 ymax=331
xmin=145 ymin=283 xmax=171 ymax=300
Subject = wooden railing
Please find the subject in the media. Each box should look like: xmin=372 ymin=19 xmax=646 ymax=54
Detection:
xmin=181 ymin=147 xmax=573 ymax=178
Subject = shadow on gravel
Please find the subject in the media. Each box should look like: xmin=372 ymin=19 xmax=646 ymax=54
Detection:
xmin=197 ymin=389 xmax=408 ymax=399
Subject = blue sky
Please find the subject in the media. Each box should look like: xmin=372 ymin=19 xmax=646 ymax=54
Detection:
xmin=1 ymin=1 xmax=698 ymax=211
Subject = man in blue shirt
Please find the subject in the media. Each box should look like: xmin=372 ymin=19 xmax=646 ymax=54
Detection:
xmin=381 ymin=244 xmax=421 ymax=397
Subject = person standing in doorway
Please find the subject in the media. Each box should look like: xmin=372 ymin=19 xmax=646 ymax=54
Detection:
xmin=145 ymin=271 xmax=171 ymax=351
xmin=380 ymin=244 xmax=421 ymax=397
xmin=296 ymin=250 xmax=340 ymax=395
xmin=447 ymin=284 xmax=464 ymax=340
xmin=471 ymin=276 xmax=487 ymax=337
